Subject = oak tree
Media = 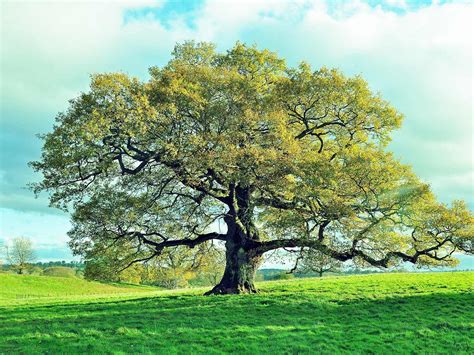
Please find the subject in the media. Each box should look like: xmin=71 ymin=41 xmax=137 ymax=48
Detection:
xmin=31 ymin=42 xmax=473 ymax=294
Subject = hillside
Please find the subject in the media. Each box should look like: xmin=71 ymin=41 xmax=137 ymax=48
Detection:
xmin=1 ymin=272 xmax=473 ymax=354
xmin=0 ymin=274 xmax=160 ymax=304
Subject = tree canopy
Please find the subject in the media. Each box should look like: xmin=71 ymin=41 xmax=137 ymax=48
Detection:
xmin=31 ymin=41 xmax=473 ymax=294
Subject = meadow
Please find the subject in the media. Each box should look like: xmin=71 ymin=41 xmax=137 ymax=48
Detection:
xmin=0 ymin=272 xmax=473 ymax=354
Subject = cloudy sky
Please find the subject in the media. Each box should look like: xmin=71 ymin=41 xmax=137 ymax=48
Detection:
xmin=0 ymin=0 xmax=472 ymax=262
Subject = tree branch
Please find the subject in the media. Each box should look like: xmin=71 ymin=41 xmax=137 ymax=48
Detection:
xmin=253 ymin=235 xmax=456 ymax=268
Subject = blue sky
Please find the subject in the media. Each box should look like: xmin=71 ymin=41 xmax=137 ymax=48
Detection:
xmin=0 ymin=0 xmax=472 ymax=264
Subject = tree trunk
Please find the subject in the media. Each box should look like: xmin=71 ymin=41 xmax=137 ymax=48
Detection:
xmin=205 ymin=184 xmax=261 ymax=295
xmin=204 ymin=240 xmax=261 ymax=295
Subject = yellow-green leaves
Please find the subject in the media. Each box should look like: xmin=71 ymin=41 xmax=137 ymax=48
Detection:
xmin=84 ymin=73 xmax=158 ymax=139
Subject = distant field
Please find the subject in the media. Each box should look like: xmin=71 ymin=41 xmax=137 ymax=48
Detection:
xmin=0 ymin=272 xmax=473 ymax=354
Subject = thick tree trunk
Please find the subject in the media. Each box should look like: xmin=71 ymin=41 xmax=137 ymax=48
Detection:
xmin=205 ymin=184 xmax=262 ymax=295
xmin=204 ymin=240 xmax=262 ymax=295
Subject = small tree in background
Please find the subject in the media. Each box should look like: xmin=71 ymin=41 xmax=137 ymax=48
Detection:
xmin=6 ymin=237 xmax=36 ymax=274
xmin=298 ymin=248 xmax=342 ymax=277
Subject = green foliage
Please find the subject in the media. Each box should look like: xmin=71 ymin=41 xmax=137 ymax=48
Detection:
xmin=0 ymin=272 xmax=472 ymax=353
xmin=267 ymin=271 xmax=295 ymax=281
xmin=42 ymin=266 xmax=77 ymax=278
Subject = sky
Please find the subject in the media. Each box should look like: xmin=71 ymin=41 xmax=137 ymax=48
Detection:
xmin=0 ymin=0 xmax=472 ymax=264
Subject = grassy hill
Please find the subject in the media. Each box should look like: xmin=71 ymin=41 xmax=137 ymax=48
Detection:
xmin=0 ymin=274 xmax=160 ymax=304
xmin=0 ymin=272 xmax=473 ymax=354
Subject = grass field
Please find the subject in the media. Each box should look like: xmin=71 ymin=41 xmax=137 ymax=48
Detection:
xmin=1 ymin=272 xmax=473 ymax=354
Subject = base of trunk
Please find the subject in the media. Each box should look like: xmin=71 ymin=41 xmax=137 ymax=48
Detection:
xmin=204 ymin=281 xmax=258 ymax=295
xmin=203 ymin=245 xmax=261 ymax=295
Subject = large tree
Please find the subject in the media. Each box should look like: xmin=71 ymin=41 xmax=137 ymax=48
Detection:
xmin=31 ymin=42 xmax=473 ymax=294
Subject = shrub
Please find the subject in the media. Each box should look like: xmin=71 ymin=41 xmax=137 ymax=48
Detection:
xmin=42 ymin=266 xmax=76 ymax=278
xmin=269 ymin=272 xmax=295 ymax=281
xmin=28 ymin=266 xmax=43 ymax=275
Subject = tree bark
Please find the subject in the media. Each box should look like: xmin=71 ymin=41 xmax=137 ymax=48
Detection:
xmin=204 ymin=239 xmax=261 ymax=295
xmin=204 ymin=184 xmax=262 ymax=295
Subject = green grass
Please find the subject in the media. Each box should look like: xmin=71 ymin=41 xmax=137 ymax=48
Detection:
xmin=1 ymin=272 xmax=473 ymax=354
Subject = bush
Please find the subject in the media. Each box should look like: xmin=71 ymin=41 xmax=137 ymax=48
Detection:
xmin=42 ymin=266 xmax=76 ymax=278
xmin=84 ymin=260 xmax=143 ymax=284
xmin=268 ymin=272 xmax=295 ymax=281
xmin=152 ymin=268 xmax=195 ymax=289
xmin=28 ymin=266 xmax=43 ymax=275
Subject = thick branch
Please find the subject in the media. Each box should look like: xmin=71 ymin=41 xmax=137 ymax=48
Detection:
xmin=137 ymin=231 xmax=227 ymax=251
xmin=253 ymin=236 xmax=456 ymax=268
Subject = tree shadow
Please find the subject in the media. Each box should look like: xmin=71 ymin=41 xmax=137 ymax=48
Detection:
xmin=1 ymin=291 xmax=472 ymax=353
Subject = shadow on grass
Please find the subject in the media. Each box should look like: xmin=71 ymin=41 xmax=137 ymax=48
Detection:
xmin=1 ymin=291 xmax=473 ymax=354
